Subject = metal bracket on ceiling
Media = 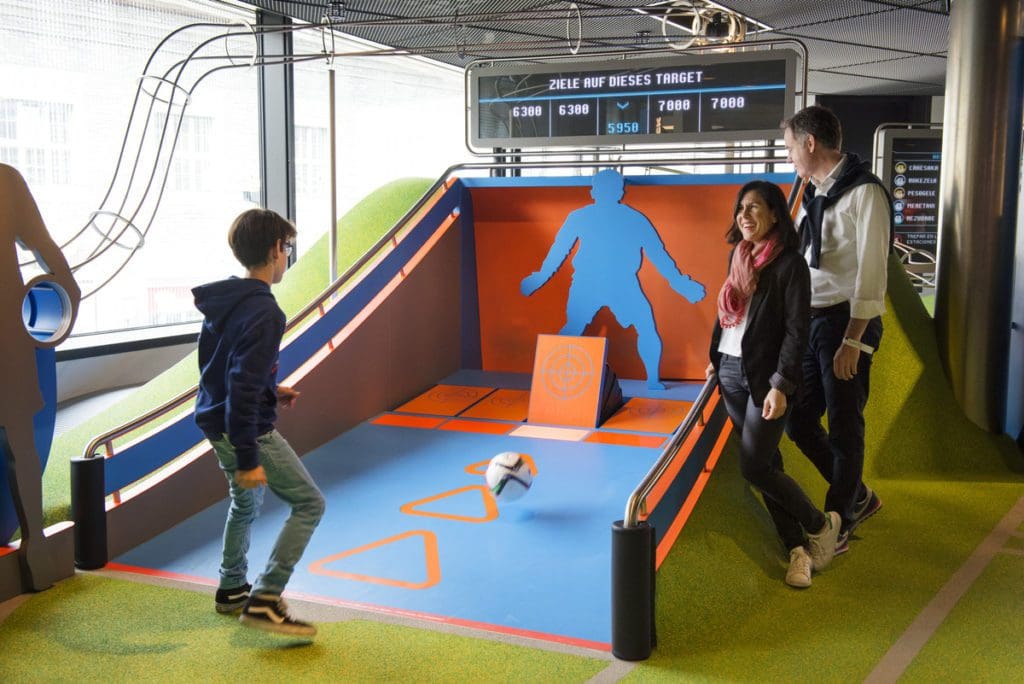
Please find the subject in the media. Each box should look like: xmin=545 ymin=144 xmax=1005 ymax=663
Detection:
xmin=659 ymin=0 xmax=751 ymax=50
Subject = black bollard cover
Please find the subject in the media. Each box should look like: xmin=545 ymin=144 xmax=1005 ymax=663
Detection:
xmin=611 ymin=519 xmax=656 ymax=660
xmin=71 ymin=456 xmax=107 ymax=569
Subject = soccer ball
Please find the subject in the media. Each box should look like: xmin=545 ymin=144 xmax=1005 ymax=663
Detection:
xmin=485 ymin=452 xmax=533 ymax=502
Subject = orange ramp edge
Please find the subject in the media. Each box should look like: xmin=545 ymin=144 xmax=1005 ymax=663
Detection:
xmin=654 ymin=398 xmax=733 ymax=568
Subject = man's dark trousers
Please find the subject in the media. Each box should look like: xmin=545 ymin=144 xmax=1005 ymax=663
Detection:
xmin=786 ymin=303 xmax=882 ymax=531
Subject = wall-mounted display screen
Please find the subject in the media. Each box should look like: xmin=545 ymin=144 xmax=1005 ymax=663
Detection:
xmin=467 ymin=50 xmax=799 ymax=150
xmin=879 ymin=129 xmax=942 ymax=256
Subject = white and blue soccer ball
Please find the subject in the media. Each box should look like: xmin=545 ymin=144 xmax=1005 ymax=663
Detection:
xmin=485 ymin=452 xmax=533 ymax=502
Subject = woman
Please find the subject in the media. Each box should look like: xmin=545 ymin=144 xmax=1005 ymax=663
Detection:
xmin=707 ymin=180 xmax=840 ymax=588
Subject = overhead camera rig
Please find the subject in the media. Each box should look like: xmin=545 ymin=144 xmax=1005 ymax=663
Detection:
xmin=655 ymin=0 xmax=756 ymax=50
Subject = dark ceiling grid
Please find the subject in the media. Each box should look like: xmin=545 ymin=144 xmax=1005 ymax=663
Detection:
xmin=775 ymin=8 xmax=949 ymax=57
xmin=851 ymin=53 xmax=946 ymax=86
xmin=240 ymin=0 xmax=950 ymax=96
xmin=714 ymin=0 xmax=898 ymax=29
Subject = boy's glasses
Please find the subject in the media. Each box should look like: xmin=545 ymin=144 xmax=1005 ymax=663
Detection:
xmin=282 ymin=240 xmax=295 ymax=256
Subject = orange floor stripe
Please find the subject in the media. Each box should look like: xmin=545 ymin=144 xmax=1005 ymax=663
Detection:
xmin=400 ymin=485 xmax=499 ymax=522
xmin=459 ymin=388 xmax=530 ymax=421
xmin=601 ymin=397 xmax=694 ymax=434
xmin=584 ymin=431 xmax=667 ymax=448
xmin=309 ymin=530 xmax=442 ymax=590
xmin=438 ymin=419 xmax=517 ymax=435
xmin=395 ymin=384 xmax=494 ymax=416
xmin=372 ymin=414 xmax=446 ymax=429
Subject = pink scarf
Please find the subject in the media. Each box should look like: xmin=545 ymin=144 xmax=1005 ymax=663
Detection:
xmin=717 ymin=235 xmax=782 ymax=328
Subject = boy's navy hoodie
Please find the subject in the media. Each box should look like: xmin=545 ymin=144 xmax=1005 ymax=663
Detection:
xmin=193 ymin=276 xmax=285 ymax=471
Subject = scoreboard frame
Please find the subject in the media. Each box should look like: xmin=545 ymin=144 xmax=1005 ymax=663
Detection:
xmin=466 ymin=48 xmax=799 ymax=152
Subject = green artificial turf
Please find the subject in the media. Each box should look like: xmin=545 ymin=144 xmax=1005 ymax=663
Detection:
xmin=622 ymin=255 xmax=1024 ymax=682
xmin=0 ymin=574 xmax=607 ymax=683
xmin=902 ymin=553 xmax=1024 ymax=681
xmin=13 ymin=205 xmax=1024 ymax=680
xmin=35 ymin=177 xmax=433 ymax=531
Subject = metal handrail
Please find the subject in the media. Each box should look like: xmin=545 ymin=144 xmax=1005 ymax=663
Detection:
xmin=623 ymin=373 xmax=718 ymax=527
xmin=81 ymin=173 xmax=457 ymax=459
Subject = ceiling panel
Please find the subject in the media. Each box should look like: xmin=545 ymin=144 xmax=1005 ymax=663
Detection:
xmin=240 ymin=0 xmax=952 ymax=96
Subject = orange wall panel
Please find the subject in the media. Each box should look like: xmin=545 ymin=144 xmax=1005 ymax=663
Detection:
xmin=472 ymin=181 xmax=763 ymax=381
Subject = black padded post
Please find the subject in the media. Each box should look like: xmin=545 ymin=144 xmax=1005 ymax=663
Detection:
xmin=611 ymin=519 xmax=656 ymax=660
xmin=71 ymin=456 xmax=107 ymax=569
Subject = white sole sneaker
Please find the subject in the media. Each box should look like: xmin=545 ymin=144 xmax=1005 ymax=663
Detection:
xmin=785 ymin=547 xmax=813 ymax=588
xmin=807 ymin=511 xmax=842 ymax=571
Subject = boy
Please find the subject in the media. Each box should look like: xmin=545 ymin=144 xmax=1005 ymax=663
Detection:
xmin=193 ymin=208 xmax=325 ymax=637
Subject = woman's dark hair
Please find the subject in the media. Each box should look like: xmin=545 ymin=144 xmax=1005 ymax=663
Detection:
xmin=724 ymin=180 xmax=799 ymax=250
xmin=227 ymin=208 xmax=296 ymax=268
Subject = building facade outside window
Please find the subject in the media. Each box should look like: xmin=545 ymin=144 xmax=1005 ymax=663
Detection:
xmin=0 ymin=0 xmax=469 ymax=338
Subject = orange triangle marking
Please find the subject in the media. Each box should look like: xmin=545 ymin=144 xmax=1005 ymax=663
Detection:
xmin=400 ymin=484 xmax=499 ymax=522
xmin=464 ymin=453 xmax=538 ymax=476
xmin=309 ymin=530 xmax=441 ymax=589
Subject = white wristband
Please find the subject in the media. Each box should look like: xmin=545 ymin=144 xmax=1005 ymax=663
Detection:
xmin=843 ymin=337 xmax=874 ymax=354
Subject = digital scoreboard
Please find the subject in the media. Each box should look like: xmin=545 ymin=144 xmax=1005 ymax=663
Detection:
xmin=468 ymin=49 xmax=799 ymax=149
xmin=878 ymin=128 xmax=942 ymax=256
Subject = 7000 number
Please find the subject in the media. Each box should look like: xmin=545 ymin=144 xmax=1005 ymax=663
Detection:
xmin=657 ymin=98 xmax=691 ymax=112
xmin=710 ymin=96 xmax=745 ymax=109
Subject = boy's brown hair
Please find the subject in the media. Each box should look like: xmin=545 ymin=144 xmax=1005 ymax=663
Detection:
xmin=227 ymin=208 xmax=296 ymax=268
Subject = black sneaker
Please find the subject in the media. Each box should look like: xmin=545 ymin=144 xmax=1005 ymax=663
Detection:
xmin=835 ymin=530 xmax=850 ymax=556
xmin=239 ymin=593 xmax=317 ymax=637
xmin=215 ymin=583 xmax=251 ymax=614
xmin=851 ymin=486 xmax=882 ymax=531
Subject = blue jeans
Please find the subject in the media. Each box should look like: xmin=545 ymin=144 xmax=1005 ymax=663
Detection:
xmin=786 ymin=312 xmax=883 ymax=531
xmin=210 ymin=430 xmax=325 ymax=597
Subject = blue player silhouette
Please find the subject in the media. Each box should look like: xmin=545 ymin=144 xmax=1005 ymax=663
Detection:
xmin=520 ymin=169 xmax=705 ymax=389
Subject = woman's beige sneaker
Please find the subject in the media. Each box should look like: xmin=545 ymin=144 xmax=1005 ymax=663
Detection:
xmin=785 ymin=546 xmax=813 ymax=588
xmin=807 ymin=511 xmax=842 ymax=570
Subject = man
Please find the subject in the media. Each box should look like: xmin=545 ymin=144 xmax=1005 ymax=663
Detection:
xmin=782 ymin=106 xmax=888 ymax=553
xmin=193 ymin=208 xmax=325 ymax=637
xmin=520 ymin=169 xmax=706 ymax=389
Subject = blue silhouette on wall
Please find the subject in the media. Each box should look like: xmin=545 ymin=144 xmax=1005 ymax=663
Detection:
xmin=520 ymin=169 xmax=706 ymax=389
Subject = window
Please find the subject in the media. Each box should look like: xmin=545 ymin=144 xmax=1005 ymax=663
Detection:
xmin=0 ymin=99 xmax=72 ymax=184
xmin=1 ymin=0 xmax=260 ymax=335
xmin=291 ymin=27 xmax=469 ymax=257
xmin=295 ymin=124 xmax=329 ymax=197
xmin=152 ymin=112 xmax=214 ymax=192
